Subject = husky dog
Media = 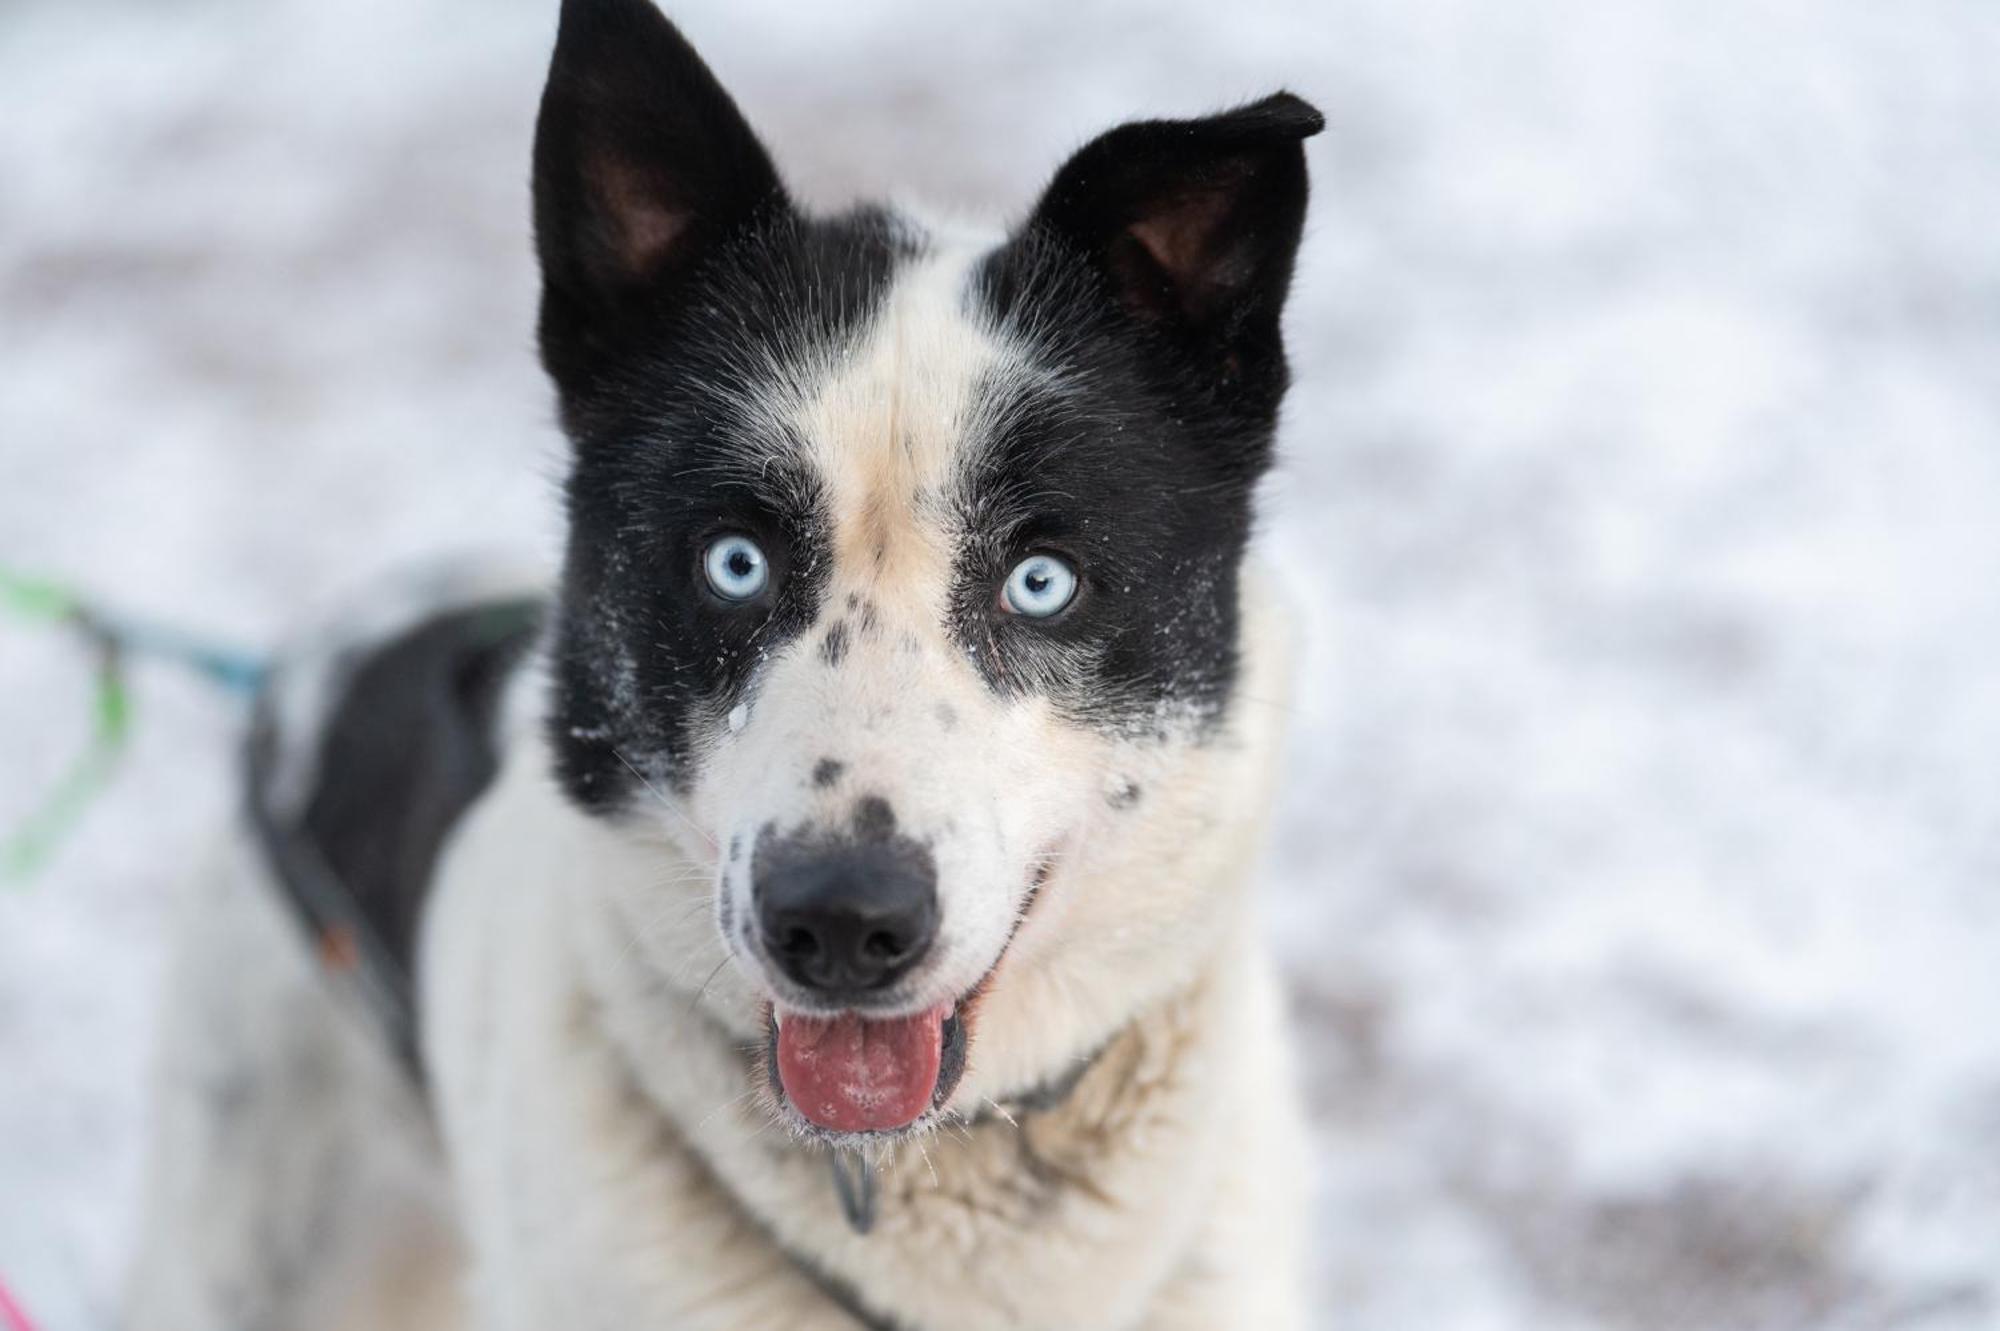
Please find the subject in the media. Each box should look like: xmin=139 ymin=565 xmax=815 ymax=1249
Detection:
xmin=129 ymin=1 xmax=1321 ymax=1327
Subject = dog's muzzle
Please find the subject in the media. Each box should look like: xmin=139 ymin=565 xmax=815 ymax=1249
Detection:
xmin=751 ymin=815 xmax=958 ymax=1133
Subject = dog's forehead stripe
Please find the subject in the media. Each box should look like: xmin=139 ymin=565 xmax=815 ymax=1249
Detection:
xmin=786 ymin=239 xmax=1015 ymax=617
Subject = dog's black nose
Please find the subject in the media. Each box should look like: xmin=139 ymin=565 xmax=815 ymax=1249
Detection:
xmin=754 ymin=822 xmax=937 ymax=1000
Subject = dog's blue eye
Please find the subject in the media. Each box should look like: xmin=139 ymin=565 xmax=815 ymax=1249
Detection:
xmin=1001 ymin=554 xmax=1078 ymax=619
xmin=703 ymin=534 xmax=769 ymax=602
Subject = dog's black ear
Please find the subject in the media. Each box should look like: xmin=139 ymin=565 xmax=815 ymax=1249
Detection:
xmin=1022 ymin=93 xmax=1322 ymax=403
xmin=533 ymin=0 xmax=788 ymax=390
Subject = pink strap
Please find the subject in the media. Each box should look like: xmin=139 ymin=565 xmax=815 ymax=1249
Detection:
xmin=0 ymin=1273 xmax=42 ymax=1331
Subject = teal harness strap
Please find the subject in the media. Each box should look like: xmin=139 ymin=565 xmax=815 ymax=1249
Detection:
xmin=0 ymin=567 xmax=267 ymax=882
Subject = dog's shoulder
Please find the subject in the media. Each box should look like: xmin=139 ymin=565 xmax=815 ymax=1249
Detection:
xmin=244 ymin=573 xmax=545 ymax=1066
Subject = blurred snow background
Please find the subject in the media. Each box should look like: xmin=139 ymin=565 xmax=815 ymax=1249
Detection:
xmin=3 ymin=0 xmax=1999 ymax=1326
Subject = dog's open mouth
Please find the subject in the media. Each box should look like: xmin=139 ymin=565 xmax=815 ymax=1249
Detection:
xmin=767 ymin=1001 xmax=970 ymax=1134
xmin=755 ymin=843 xmax=1059 ymax=1136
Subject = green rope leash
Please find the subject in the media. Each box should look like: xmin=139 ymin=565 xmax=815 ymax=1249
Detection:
xmin=1 ymin=567 xmax=265 ymax=884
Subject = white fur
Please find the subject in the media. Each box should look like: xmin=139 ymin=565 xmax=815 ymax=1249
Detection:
xmin=126 ymin=828 xmax=464 ymax=1331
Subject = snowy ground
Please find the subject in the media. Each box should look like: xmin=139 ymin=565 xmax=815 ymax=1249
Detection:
xmin=4 ymin=0 xmax=1999 ymax=1327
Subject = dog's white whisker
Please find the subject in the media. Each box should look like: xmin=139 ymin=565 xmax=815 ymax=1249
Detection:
xmin=915 ymin=1140 xmax=940 ymax=1190
xmin=694 ymin=1087 xmax=761 ymax=1134
xmin=608 ymin=889 xmax=718 ymax=972
xmin=610 ymin=744 xmax=718 ymax=851
xmin=685 ymin=956 xmax=732 ymax=1018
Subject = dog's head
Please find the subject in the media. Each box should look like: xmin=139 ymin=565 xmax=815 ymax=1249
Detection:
xmin=533 ymin=0 xmax=1317 ymax=1142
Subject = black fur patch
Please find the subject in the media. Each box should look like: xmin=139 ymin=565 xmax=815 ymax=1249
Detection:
xmin=296 ymin=600 xmax=540 ymax=973
xmin=851 ymin=598 xmax=881 ymax=639
xmin=946 ymin=97 xmax=1319 ymax=736
xmin=247 ymin=596 xmax=541 ymax=1076
xmin=812 ymin=757 xmax=846 ymax=789
xmin=819 ymin=621 xmax=850 ymax=667
xmin=853 ymin=795 xmax=897 ymax=839
xmin=532 ymin=1 xmax=916 ymax=811
xmin=544 ymin=218 xmax=900 ymax=810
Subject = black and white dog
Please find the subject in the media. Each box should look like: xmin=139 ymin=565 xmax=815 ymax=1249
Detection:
xmin=130 ymin=2 xmax=1321 ymax=1326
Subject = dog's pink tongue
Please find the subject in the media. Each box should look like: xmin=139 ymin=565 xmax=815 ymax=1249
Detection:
xmin=775 ymin=1005 xmax=947 ymax=1133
